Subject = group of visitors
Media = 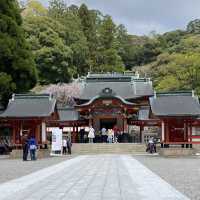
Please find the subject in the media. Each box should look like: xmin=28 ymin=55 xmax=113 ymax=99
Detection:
xmin=62 ymin=136 xmax=72 ymax=155
xmin=22 ymin=135 xmax=37 ymax=161
xmin=87 ymin=126 xmax=120 ymax=143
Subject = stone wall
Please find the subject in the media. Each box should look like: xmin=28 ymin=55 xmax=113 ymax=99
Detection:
xmin=10 ymin=149 xmax=51 ymax=159
xmin=159 ymin=148 xmax=195 ymax=156
xmin=192 ymin=144 xmax=200 ymax=153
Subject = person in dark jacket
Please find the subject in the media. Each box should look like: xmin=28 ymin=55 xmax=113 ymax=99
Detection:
xmin=22 ymin=135 xmax=29 ymax=161
xmin=66 ymin=136 xmax=72 ymax=154
xmin=79 ymin=128 xmax=85 ymax=143
xmin=28 ymin=136 xmax=37 ymax=160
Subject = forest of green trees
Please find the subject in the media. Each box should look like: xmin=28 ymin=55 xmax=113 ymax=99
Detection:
xmin=1 ymin=0 xmax=200 ymax=105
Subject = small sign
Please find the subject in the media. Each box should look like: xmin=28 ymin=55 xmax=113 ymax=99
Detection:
xmin=102 ymin=100 xmax=112 ymax=105
xmin=51 ymin=128 xmax=63 ymax=152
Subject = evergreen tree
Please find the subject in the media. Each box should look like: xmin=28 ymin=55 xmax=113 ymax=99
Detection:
xmin=78 ymin=4 xmax=96 ymax=50
xmin=78 ymin=4 xmax=97 ymax=69
xmin=99 ymin=15 xmax=116 ymax=49
xmin=24 ymin=16 xmax=73 ymax=84
xmin=48 ymin=0 xmax=89 ymax=76
xmin=96 ymin=15 xmax=124 ymax=72
xmin=0 ymin=0 xmax=37 ymax=105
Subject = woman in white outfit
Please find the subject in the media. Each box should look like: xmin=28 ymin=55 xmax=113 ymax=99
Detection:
xmin=88 ymin=126 xmax=95 ymax=143
xmin=107 ymin=129 xmax=114 ymax=143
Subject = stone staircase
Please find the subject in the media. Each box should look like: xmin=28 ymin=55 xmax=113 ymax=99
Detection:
xmin=71 ymin=143 xmax=147 ymax=155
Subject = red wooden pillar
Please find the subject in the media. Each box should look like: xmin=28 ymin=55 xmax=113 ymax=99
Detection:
xmin=76 ymin=126 xmax=78 ymax=142
xmin=35 ymin=121 xmax=40 ymax=144
xmin=139 ymin=125 xmax=144 ymax=143
xmin=184 ymin=121 xmax=187 ymax=142
xmin=161 ymin=121 xmax=165 ymax=143
xmin=165 ymin=120 xmax=169 ymax=143
xmin=12 ymin=121 xmax=16 ymax=145
xmin=72 ymin=125 xmax=76 ymax=143
xmin=189 ymin=122 xmax=192 ymax=143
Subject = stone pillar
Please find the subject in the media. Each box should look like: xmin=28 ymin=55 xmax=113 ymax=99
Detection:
xmin=41 ymin=122 xmax=46 ymax=143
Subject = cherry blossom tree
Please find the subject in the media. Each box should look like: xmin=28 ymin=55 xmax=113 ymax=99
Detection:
xmin=42 ymin=82 xmax=82 ymax=106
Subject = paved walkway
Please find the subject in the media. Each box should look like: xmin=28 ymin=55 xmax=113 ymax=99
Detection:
xmin=0 ymin=156 xmax=70 ymax=183
xmin=0 ymin=155 xmax=189 ymax=200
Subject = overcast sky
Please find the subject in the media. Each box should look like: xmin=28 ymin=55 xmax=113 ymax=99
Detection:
xmin=39 ymin=0 xmax=200 ymax=35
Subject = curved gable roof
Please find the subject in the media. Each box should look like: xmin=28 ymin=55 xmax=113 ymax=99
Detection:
xmin=76 ymin=95 xmax=136 ymax=107
xmin=79 ymin=75 xmax=153 ymax=100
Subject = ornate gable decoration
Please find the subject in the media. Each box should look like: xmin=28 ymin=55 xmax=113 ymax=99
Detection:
xmin=100 ymin=88 xmax=116 ymax=97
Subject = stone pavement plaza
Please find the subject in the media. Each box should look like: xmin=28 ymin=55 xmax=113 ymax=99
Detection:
xmin=0 ymin=155 xmax=189 ymax=200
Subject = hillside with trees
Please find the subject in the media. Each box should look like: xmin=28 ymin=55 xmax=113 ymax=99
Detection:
xmin=22 ymin=0 xmax=200 ymax=95
xmin=136 ymin=22 xmax=200 ymax=94
xmin=1 ymin=0 xmax=200 ymax=105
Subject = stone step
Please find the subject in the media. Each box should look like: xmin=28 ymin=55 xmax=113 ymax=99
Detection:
xmin=72 ymin=143 xmax=148 ymax=154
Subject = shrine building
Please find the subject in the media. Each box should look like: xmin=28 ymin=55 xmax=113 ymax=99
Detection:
xmin=1 ymin=72 xmax=200 ymax=148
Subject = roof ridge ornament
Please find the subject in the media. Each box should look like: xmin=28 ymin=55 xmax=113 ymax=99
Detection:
xmin=99 ymin=87 xmax=116 ymax=97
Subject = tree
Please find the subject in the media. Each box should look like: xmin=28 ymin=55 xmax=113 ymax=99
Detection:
xmin=42 ymin=82 xmax=81 ymax=106
xmin=187 ymin=19 xmax=200 ymax=34
xmin=78 ymin=4 xmax=97 ymax=50
xmin=21 ymin=0 xmax=48 ymax=17
xmin=95 ymin=15 xmax=124 ymax=72
xmin=99 ymin=15 xmax=116 ymax=49
xmin=48 ymin=0 xmax=67 ymax=20
xmin=0 ymin=0 xmax=37 ymax=105
xmin=24 ymin=16 xmax=73 ymax=84
xmin=48 ymin=1 xmax=90 ymax=75
xmin=169 ymin=53 xmax=200 ymax=92
xmin=148 ymin=52 xmax=200 ymax=94
xmin=173 ymin=35 xmax=200 ymax=53
xmin=97 ymin=49 xmax=124 ymax=72
xmin=116 ymin=25 xmax=141 ymax=70
xmin=78 ymin=4 xmax=98 ymax=69
xmin=139 ymin=38 xmax=161 ymax=65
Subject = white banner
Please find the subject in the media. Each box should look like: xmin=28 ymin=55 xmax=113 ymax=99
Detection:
xmin=51 ymin=128 xmax=63 ymax=152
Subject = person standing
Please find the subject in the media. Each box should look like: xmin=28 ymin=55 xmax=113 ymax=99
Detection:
xmin=107 ymin=129 xmax=114 ymax=143
xmin=63 ymin=137 xmax=67 ymax=155
xmin=29 ymin=136 xmax=37 ymax=160
xmin=66 ymin=136 xmax=72 ymax=154
xmin=88 ymin=126 xmax=95 ymax=143
xmin=79 ymin=128 xmax=85 ymax=143
xmin=113 ymin=126 xmax=118 ymax=143
xmin=22 ymin=135 xmax=29 ymax=161
xmin=101 ymin=127 xmax=107 ymax=143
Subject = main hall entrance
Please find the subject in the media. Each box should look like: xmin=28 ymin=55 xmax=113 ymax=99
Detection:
xmin=100 ymin=118 xmax=117 ymax=130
